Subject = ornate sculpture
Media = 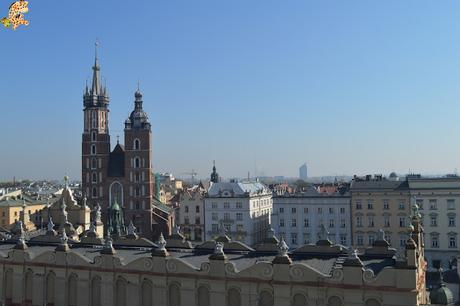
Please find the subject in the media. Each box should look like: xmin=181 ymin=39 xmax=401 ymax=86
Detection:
xmin=157 ymin=233 xmax=167 ymax=251
xmin=215 ymin=242 xmax=224 ymax=255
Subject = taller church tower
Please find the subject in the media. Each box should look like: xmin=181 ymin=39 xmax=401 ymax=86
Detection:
xmin=81 ymin=45 xmax=110 ymax=208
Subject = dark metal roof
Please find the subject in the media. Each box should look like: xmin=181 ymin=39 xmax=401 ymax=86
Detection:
xmin=108 ymin=144 xmax=125 ymax=177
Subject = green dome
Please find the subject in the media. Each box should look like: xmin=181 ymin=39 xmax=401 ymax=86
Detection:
xmin=111 ymin=201 xmax=121 ymax=211
xmin=430 ymin=284 xmax=454 ymax=305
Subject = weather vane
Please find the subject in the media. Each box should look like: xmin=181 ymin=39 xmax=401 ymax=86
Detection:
xmin=1 ymin=0 xmax=29 ymax=30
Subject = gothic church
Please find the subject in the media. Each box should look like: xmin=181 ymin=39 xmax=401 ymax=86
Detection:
xmin=81 ymin=48 xmax=170 ymax=239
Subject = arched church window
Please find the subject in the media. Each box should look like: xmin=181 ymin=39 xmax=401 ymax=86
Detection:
xmin=92 ymin=131 xmax=97 ymax=142
xmin=134 ymin=157 xmax=140 ymax=168
xmin=141 ymin=280 xmax=153 ymax=306
xmin=25 ymin=270 xmax=33 ymax=305
xmin=168 ymin=283 xmax=181 ymax=306
xmin=91 ymin=158 xmax=97 ymax=169
xmin=92 ymin=187 xmax=98 ymax=198
xmin=292 ymin=294 xmax=308 ymax=306
xmin=92 ymin=173 xmax=98 ymax=183
xmin=5 ymin=269 xmax=13 ymax=302
xmin=91 ymin=144 xmax=96 ymax=155
xmin=365 ymin=299 xmax=381 ymax=306
xmin=115 ymin=278 xmax=127 ymax=306
xmin=327 ymin=296 xmax=343 ymax=306
xmin=68 ymin=274 xmax=78 ymax=306
xmin=136 ymin=187 xmax=140 ymax=197
xmin=91 ymin=111 xmax=97 ymax=129
xmin=197 ymin=286 xmax=210 ymax=306
xmin=134 ymin=139 xmax=140 ymax=150
xmin=259 ymin=291 xmax=274 ymax=306
xmin=91 ymin=277 xmax=101 ymax=306
xmin=110 ymin=182 xmax=123 ymax=207
xmin=227 ymin=288 xmax=241 ymax=306
xmin=46 ymin=272 xmax=56 ymax=306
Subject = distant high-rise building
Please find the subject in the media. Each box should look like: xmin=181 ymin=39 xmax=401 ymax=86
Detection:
xmin=299 ymin=163 xmax=308 ymax=181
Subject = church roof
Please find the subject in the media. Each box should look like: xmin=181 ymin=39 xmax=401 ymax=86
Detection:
xmin=108 ymin=145 xmax=125 ymax=177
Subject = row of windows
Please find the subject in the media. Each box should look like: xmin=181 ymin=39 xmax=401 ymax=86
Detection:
xmin=211 ymin=212 xmax=244 ymax=221
xmin=279 ymin=207 xmax=346 ymax=214
xmin=355 ymin=216 xmax=407 ymax=228
xmin=283 ymin=233 xmax=348 ymax=245
xmin=355 ymin=200 xmax=406 ymax=210
xmin=416 ymin=198 xmax=456 ymax=210
xmin=184 ymin=205 xmax=200 ymax=213
xmin=211 ymin=223 xmax=245 ymax=233
xmin=279 ymin=218 xmax=347 ymax=228
xmin=425 ymin=215 xmax=457 ymax=227
xmin=430 ymin=235 xmax=458 ymax=248
xmin=184 ymin=217 xmax=201 ymax=225
xmin=356 ymin=234 xmax=407 ymax=247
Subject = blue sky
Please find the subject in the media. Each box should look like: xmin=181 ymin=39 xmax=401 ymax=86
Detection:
xmin=2 ymin=1 xmax=460 ymax=181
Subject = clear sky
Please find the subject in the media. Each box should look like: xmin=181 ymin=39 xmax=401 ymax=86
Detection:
xmin=2 ymin=0 xmax=460 ymax=181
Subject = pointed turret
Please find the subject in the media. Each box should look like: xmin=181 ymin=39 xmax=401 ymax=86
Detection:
xmin=210 ymin=160 xmax=219 ymax=183
xmin=83 ymin=41 xmax=109 ymax=108
xmin=91 ymin=42 xmax=102 ymax=96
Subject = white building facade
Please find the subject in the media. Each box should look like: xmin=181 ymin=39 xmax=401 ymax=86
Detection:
xmin=272 ymin=187 xmax=352 ymax=248
xmin=176 ymin=186 xmax=205 ymax=242
xmin=408 ymin=176 xmax=460 ymax=269
xmin=204 ymin=181 xmax=272 ymax=246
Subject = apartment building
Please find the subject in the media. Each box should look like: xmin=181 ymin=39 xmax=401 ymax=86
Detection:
xmin=272 ymin=186 xmax=351 ymax=248
xmin=350 ymin=175 xmax=411 ymax=252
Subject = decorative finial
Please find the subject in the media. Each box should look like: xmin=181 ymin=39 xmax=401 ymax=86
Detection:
xmin=64 ymin=175 xmax=69 ymax=188
xmin=350 ymin=249 xmax=359 ymax=259
xmin=60 ymin=229 xmax=68 ymax=244
xmin=116 ymin=135 xmax=119 ymax=144
xmin=95 ymin=39 xmax=99 ymax=61
xmin=47 ymin=217 xmax=55 ymax=232
xmin=127 ymin=220 xmax=137 ymax=235
xmin=105 ymin=236 xmax=113 ymax=249
xmin=215 ymin=242 xmax=224 ymax=255
xmin=278 ymin=236 xmax=289 ymax=256
xmin=173 ymin=225 xmax=180 ymax=235
xmin=157 ymin=232 xmax=167 ymax=251
xmin=89 ymin=222 xmax=96 ymax=233
xmin=137 ymin=80 xmax=140 ymax=92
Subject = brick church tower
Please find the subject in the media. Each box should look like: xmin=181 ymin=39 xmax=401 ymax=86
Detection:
xmin=81 ymin=47 xmax=167 ymax=239
xmin=81 ymin=46 xmax=110 ymax=209
xmin=122 ymin=88 xmax=154 ymax=235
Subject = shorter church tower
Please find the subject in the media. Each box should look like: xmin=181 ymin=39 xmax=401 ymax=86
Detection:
xmin=123 ymin=88 xmax=154 ymax=235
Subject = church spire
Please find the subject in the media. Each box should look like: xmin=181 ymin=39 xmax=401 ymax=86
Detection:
xmin=211 ymin=160 xmax=219 ymax=183
xmin=91 ymin=41 xmax=102 ymax=95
